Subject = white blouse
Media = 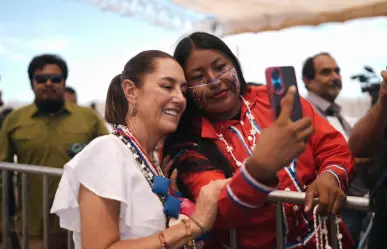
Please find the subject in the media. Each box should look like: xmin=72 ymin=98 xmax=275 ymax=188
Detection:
xmin=51 ymin=135 xmax=166 ymax=249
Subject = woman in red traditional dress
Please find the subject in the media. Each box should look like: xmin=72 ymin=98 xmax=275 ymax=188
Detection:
xmin=164 ymin=32 xmax=356 ymax=249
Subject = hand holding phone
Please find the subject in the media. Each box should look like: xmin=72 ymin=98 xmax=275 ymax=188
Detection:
xmin=246 ymin=86 xmax=314 ymax=184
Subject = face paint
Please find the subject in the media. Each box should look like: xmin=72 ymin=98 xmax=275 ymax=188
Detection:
xmin=188 ymin=68 xmax=238 ymax=89
xmin=226 ymin=69 xmax=240 ymax=95
xmin=191 ymin=88 xmax=206 ymax=108
xmin=187 ymin=67 xmax=240 ymax=109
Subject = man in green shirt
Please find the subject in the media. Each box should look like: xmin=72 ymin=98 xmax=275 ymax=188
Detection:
xmin=0 ymin=54 xmax=108 ymax=249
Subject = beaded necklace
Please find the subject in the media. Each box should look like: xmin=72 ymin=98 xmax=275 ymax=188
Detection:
xmin=215 ymin=98 xmax=343 ymax=249
xmin=113 ymin=125 xmax=163 ymax=184
xmin=313 ymin=205 xmax=343 ymax=249
xmin=216 ymin=96 xmax=260 ymax=167
xmin=112 ymin=125 xmax=199 ymax=249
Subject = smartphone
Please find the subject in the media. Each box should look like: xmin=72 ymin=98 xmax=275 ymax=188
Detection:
xmin=265 ymin=66 xmax=303 ymax=122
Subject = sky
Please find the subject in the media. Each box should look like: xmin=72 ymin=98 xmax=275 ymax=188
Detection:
xmin=1 ymin=0 xmax=387 ymax=106
xmin=0 ymin=0 xmax=185 ymax=104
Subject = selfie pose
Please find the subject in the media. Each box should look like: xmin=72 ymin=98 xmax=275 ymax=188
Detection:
xmin=164 ymin=32 xmax=356 ymax=249
xmin=51 ymin=51 xmax=234 ymax=249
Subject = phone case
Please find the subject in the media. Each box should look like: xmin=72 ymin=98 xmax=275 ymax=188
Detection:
xmin=265 ymin=66 xmax=303 ymax=122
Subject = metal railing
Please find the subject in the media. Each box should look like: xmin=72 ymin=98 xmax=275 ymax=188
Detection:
xmin=1 ymin=162 xmax=71 ymax=249
xmin=1 ymin=161 xmax=370 ymax=249
xmin=268 ymin=191 xmax=369 ymax=249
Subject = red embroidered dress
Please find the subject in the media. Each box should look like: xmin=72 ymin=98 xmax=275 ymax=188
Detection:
xmin=172 ymin=86 xmax=355 ymax=249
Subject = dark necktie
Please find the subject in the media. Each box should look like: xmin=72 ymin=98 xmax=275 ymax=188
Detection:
xmin=325 ymin=107 xmax=352 ymax=136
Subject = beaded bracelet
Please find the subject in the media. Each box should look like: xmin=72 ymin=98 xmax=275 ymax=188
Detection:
xmin=181 ymin=219 xmax=197 ymax=249
xmin=189 ymin=217 xmax=206 ymax=236
xmin=158 ymin=232 xmax=168 ymax=249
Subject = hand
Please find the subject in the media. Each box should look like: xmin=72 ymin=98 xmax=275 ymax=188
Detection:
xmin=162 ymin=155 xmax=174 ymax=177
xmin=378 ymin=70 xmax=387 ymax=106
xmin=190 ymin=179 xmax=230 ymax=231
xmin=304 ymin=172 xmax=346 ymax=215
xmin=247 ymin=86 xmax=315 ymax=182
xmin=162 ymin=155 xmax=179 ymax=193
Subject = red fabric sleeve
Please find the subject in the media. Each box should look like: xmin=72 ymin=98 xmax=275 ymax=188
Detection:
xmin=178 ymin=150 xmax=276 ymax=229
xmin=301 ymin=97 xmax=355 ymax=192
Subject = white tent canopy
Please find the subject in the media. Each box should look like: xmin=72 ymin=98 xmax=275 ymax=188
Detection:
xmin=173 ymin=0 xmax=387 ymax=35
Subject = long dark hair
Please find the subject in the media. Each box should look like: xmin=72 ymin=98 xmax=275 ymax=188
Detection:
xmin=164 ymin=32 xmax=248 ymax=183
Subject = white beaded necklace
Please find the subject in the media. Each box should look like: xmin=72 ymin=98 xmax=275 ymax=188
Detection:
xmin=217 ymin=97 xmax=344 ymax=249
xmin=216 ymin=96 xmax=260 ymax=168
xmin=313 ymin=205 xmax=343 ymax=249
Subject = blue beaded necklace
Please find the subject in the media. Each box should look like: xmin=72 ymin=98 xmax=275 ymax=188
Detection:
xmin=113 ymin=125 xmax=182 ymax=224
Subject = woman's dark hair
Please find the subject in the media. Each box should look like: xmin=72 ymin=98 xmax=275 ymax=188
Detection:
xmin=164 ymin=32 xmax=246 ymax=193
xmin=174 ymin=32 xmax=248 ymax=95
xmin=172 ymin=32 xmax=247 ymax=121
xmin=105 ymin=50 xmax=174 ymax=126
xmin=105 ymin=74 xmax=125 ymax=126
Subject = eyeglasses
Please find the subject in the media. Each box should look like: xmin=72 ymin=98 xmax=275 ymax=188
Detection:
xmin=34 ymin=74 xmax=63 ymax=84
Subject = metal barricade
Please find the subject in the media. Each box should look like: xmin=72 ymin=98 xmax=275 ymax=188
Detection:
xmin=1 ymin=161 xmax=370 ymax=249
xmin=267 ymin=190 xmax=369 ymax=249
xmin=1 ymin=162 xmax=72 ymax=249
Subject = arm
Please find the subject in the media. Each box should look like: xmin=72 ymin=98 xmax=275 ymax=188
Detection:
xmin=300 ymin=98 xmax=355 ymax=213
xmin=178 ymin=150 xmax=275 ymax=230
xmin=0 ymin=115 xmax=16 ymax=221
xmin=79 ymin=184 xmax=201 ymax=249
xmin=0 ymin=115 xmax=15 ymax=162
xmin=302 ymin=98 xmax=355 ymax=192
xmin=348 ymin=101 xmax=387 ymax=157
xmin=349 ymin=71 xmax=387 ymax=157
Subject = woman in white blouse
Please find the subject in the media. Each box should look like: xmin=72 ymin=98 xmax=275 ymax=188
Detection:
xmin=51 ymin=50 xmax=229 ymax=249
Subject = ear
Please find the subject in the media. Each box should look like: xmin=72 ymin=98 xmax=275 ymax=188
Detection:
xmin=31 ymin=82 xmax=38 ymax=93
xmin=303 ymin=76 xmax=311 ymax=90
xmin=122 ymin=79 xmax=138 ymax=105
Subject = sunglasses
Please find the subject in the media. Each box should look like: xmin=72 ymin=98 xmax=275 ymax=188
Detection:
xmin=34 ymin=74 xmax=63 ymax=84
